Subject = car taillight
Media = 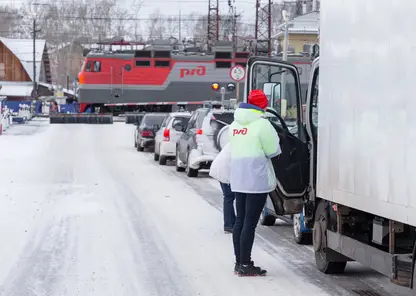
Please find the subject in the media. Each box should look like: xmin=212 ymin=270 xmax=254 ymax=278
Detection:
xmin=163 ymin=128 xmax=170 ymax=141
xmin=195 ymin=129 xmax=203 ymax=144
xmin=141 ymin=130 xmax=152 ymax=137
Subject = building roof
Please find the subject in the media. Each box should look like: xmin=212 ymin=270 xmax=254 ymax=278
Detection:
xmin=0 ymin=37 xmax=46 ymax=82
xmin=38 ymin=82 xmax=75 ymax=96
xmin=273 ymin=11 xmax=320 ymax=38
xmin=0 ymin=82 xmax=33 ymax=97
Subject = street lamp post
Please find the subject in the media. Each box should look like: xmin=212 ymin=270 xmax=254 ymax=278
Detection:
xmin=282 ymin=10 xmax=290 ymax=62
xmin=281 ymin=10 xmax=290 ymax=105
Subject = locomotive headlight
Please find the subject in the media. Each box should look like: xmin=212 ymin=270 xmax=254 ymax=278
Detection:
xmin=227 ymin=83 xmax=235 ymax=92
xmin=211 ymin=83 xmax=220 ymax=91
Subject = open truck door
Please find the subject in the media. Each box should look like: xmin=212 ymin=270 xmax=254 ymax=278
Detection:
xmin=245 ymin=57 xmax=309 ymax=216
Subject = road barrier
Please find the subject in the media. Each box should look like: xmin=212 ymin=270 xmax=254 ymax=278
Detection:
xmin=49 ymin=113 xmax=114 ymax=124
xmin=125 ymin=113 xmax=145 ymax=125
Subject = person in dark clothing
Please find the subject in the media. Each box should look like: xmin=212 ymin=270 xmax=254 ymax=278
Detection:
xmin=209 ymin=144 xmax=235 ymax=233
xmin=228 ymin=90 xmax=281 ymax=276
xmin=220 ymin=182 xmax=236 ymax=233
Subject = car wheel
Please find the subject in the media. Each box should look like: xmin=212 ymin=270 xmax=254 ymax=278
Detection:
xmin=293 ymin=213 xmax=312 ymax=244
xmin=186 ymin=151 xmax=198 ymax=177
xmin=159 ymin=156 xmax=167 ymax=165
xmin=260 ymin=207 xmax=276 ymax=226
xmin=154 ymin=152 xmax=159 ymax=161
xmin=176 ymin=148 xmax=185 ymax=172
xmin=137 ymin=140 xmax=144 ymax=152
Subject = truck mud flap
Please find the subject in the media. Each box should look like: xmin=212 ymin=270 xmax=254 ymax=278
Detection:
xmin=49 ymin=114 xmax=113 ymax=124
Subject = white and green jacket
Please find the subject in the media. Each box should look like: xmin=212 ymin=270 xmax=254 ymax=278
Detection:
xmin=228 ymin=103 xmax=281 ymax=194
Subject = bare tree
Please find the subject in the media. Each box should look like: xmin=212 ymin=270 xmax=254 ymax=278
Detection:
xmin=147 ymin=9 xmax=166 ymax=40
xmin=0 ymin=5 xmax=21 ymax=37
xmin=9 ymin=0 xmax=143 ymax=86
xmin=165 ymin=16 xmax=179 ymax=38
xmin=129 ymin=0 xmax=143 ymax=41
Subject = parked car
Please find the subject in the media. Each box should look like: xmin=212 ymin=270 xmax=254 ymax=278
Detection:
xmin=176 ymin=108 xmax=234 ymax=177
xmin=154 ymin=112 xmax=191 ymax=165
xmin=134 ymin=113 xmax=168 ymax=151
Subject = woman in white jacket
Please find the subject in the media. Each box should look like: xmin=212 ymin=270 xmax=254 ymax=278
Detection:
xmin=209 ymin=143 xmax=235 ymax=233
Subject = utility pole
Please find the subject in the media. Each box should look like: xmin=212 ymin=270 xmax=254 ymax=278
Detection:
xmin=254 ymin=0 xmax=272 ymax=57
xmin=32 ymin=18 xmax=41 ymax=97
xmin=207 ymin=0 xmax=219 ymax=52
xmin=224 ymin=0 xmax=240 ymax=52
xmin=179 ymin=10 xmax=182 ymax=45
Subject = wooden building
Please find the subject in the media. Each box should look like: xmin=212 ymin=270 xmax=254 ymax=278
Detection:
xmin=0 ymin=37 xmax=52 ymax=100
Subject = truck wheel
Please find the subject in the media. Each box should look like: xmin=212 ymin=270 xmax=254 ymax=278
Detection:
xmin=175 ymin=149 xmax=185 ymax=172
xmin=293 ymin=213 xmax=312 ymax=244
xmin=412 ymin=261 xmax=416 ymax=295
xmin=159 ymin=156 xmax=167 ymax=165
xmin=260 ymin=208 xmax=276 ymax=226
xmin=313 ymin=200 xmax=347 ymax=274
xmin=186 ymin=152 xmax=198 ymax=177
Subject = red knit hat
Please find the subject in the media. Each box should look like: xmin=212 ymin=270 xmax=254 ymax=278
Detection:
xmin=248 ymin=89 xmax=268 ymax=109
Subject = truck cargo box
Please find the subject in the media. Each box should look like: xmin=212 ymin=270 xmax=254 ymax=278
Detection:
xmin=317 ymin=0 xmax=416 ymax=226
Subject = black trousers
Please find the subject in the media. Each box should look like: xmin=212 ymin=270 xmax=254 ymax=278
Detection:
xmin=232 ymin=192 xmax=268 ymax=265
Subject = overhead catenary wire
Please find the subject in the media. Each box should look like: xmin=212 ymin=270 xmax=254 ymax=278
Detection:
xmin=1 ymin=14 xmax=258 ymax=23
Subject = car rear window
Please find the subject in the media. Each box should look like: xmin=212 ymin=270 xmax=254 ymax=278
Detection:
xmin=143 ymin=115 xmax=167 ymax=126
xmin=211 ymin=113 xmax=234 ymax=125
xmin=172 ymin=116 xmax=190 ymax=127
xmin=206 ymin=112 xmax=234 ymax=135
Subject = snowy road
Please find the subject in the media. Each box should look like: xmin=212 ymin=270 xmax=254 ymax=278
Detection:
xmin=0 ymin=119 xmax=411 ymax=296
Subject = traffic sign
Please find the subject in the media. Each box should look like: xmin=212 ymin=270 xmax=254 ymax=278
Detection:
xmin=230 ymin=65 xmax=246 ymax=82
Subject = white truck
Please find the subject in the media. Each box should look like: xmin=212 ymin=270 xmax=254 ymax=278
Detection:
xmin=245 ymin=0 xmax=416 ymax=292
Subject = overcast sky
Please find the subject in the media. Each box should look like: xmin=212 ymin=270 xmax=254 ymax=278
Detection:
xmin=1 ymin=0 xmax=290 ymax=30
xmin=2 ymin=0 xmax=260 ymax=21
xmin=135 ymin=0 xmax=258 ymax=22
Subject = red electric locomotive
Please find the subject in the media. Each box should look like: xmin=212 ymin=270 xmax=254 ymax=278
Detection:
xmin=77 ymin=40 xmax=311 ymax=114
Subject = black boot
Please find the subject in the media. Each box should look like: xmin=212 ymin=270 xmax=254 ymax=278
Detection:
xmin=234 ymin=261 xmax=254 ymax=275
xmin=234 ymin=263 xmax=240 ymax=274
xmin=237 ymin=261 xmax=267 ymax=276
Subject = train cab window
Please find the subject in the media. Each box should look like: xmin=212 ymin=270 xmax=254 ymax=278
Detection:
xmin=93 ymin=61 xmax=101 ymax=72
xmin=85 ymin=61 xmax=92 ymax=72
xmin=216 ymin=61 xmax=232 ymax=68
xmin=155 ymin=60 xmax=170 ymax=68
xmin=135 ymin=60 xmax=151 ymax=67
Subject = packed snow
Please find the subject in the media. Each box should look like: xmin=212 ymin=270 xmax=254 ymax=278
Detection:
xmin=0 ymin=120 xmax=409 ymax=296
